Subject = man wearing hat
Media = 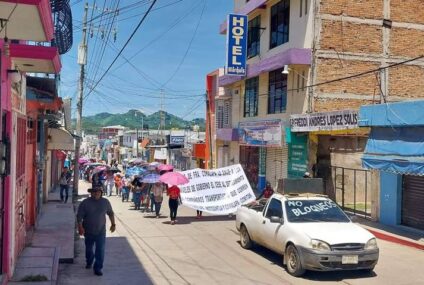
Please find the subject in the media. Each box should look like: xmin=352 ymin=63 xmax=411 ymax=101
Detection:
xmin=77 ymin=187 xmax=115 ymax=276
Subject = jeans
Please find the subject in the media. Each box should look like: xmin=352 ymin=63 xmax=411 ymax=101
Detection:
xmin=150 ymin=193 xmax=155 ymax=212
xmin=106 ymin=183 xmax=114 ymax=196
xmin=169 ymin=199 xmax=179 ymax=221
xmin=84 ymin=230 xmax=106 ymax=272
xmin=133 ymin=193 xmax=141 ymax=210
xmin=154 ymin=201 xmax=162 ymax=217
xmin=60 ymin=184 xmax=69 ymax=203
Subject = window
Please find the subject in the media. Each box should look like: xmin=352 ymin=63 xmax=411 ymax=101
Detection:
xmin=270 ymin=0 xmax=290 ymax=49
xmin=265 ymin=198 xmax=283 ymax=218
xmin=244 ymin=77 xmax=259 ymax=117
xmin=247 ymin=16 xmax=261 ymax=58
xmin=268 ymin=68 xmax=287 ymax=114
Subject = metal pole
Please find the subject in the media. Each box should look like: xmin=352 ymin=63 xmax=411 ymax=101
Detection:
xmin=73 ymin=2 xmax=88 ymax=197
xmin=136 ymin=128 xmax=139 ymax=157
xmin=205 ymin=92 xmax=213 ymax=169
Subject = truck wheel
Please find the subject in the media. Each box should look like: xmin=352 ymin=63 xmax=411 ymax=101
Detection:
xmin=285 ymin=244 xmax=305 ymax=277
xmin=240 ymin=225 xmax=253 ymax=249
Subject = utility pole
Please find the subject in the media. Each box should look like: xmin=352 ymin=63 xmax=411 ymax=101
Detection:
xmin=160 ymin=89 xmax=164 ymax=136
xmin=205 ymin=92 xmax=213 ymax=169
xmin=73 ymin=2 xmax=89 ymax=197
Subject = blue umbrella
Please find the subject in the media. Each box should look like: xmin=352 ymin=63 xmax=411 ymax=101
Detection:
xmin=125 ymin=166 xmax=146 ymax=177
xmin=141 ymin=173 xmax=160 ymax=183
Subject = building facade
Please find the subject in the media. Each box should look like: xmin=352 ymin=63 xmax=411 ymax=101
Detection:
xmin=0 ymin=0 xmax=73 ymax=280
xmin=215 ymin=0 xmax=424 ymax=229
xmin=217 ymin=0 xmax=312 ymax=192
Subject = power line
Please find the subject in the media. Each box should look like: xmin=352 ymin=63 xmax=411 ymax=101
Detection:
xmin=84 ymin=0 xmax=158 ymax=101
xmin=161 ymin=0 xmax=206 ymax=87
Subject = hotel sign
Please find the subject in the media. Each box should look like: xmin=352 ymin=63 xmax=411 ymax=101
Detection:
xmin=290 ymin=110 xmax=359 ymax=132
xmin=225 ymin=14 xmax=248 ymax=76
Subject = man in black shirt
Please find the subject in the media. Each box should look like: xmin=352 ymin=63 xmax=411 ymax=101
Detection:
xmin=77 ymin=187 xmax=115 ymax=276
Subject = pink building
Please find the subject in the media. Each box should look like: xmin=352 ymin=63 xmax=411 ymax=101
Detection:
xmin=0 ymin=0 xmax=73 ymax=282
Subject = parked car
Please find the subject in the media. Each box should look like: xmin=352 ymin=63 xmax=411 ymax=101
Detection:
xmin=236 ymin=193 xmax=379 ymax=277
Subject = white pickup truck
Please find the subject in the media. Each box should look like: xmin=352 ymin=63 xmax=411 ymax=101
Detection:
xmin=236 ymin=193 xmax=379 ymax=277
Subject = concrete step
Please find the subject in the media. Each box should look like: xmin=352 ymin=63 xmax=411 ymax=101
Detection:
xmin=10 ymin=247 xmax=59 ymax=285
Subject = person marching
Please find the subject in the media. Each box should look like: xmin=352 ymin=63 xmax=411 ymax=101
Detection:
xmin=167 ymin=185 xmax=181 ymax=225
xmin=151 ymin=181 xmax=164 ymax=218
xmin=77 ymin=187 xmax=115 ymax=276
xmin=59 ymin=166 xmax=72 ymax=203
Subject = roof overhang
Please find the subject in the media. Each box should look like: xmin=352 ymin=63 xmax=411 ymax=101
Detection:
xmin=47 ymin=127 xmax=74 ymax=151
xmin=0 ymin=0 xmax=54 ymax=41
xmin=10 ymin=43 xmax=61 ymax=73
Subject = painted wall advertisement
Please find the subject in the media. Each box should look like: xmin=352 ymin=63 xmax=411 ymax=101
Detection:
xmin=180 ymin=164 xmax=256 ymax=215
xmin=225 ymin=14 xmax=248 ymax=76
xmin=239 ymin=119 xmax=282 ymax=147
xmin=288 ymin=133 xmax=308 ymax=178
xmin=290 ymin=110 xmax=358 ymax=132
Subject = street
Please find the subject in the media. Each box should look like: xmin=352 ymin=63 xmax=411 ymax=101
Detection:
xmin=57 ymin=181 xmax=424 ymax=285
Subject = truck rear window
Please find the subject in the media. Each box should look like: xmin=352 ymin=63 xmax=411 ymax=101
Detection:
xmin=285 ymin=200 xmax=350 ymax=223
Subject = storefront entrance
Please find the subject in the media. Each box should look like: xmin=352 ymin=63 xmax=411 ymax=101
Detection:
xmin=240 ymin=146 xmax=259 ymax=191
xmin=402 ymin=175 xmax=424 ymax=230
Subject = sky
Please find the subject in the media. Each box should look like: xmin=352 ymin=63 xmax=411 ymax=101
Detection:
xmin=61 ymin=0 xmax=233 ymax=120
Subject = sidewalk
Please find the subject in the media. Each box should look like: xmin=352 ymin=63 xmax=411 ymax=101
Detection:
xmin=357 ymin=217 xmax=424 ymax=250
xmin=9 ymin=186 xmax=76 ymax=285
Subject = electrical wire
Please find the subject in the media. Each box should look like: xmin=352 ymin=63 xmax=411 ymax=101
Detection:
xmin=0 ymin=2 xmax=18 ymax=34
xmin=161 ymin=0 xmax=206 ymax=87
xmin=84 ymin=0 xmax=158 ymax=101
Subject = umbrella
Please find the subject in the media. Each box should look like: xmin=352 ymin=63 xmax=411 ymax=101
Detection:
xmin=92 ymin=165 xmax=108 ymax=175
xmin=160 ymin=172 xmax=189 ymax=185
xmin=110 ymin=167 xmax=121 ymax=173
xmin=142 ymin=173 xmax=160 ymax=183
xmin=78 ymin=158 xmax=89 ymax=164
xmin=125 ymin=166 xmax=146 ymax=177
xmin=133 ymin=158 xmax=146 ymax=165
xmin=158 ymin=164 xmax=174 ymax=171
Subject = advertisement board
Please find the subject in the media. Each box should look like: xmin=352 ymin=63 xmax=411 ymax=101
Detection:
xmin=225 ymin=14 xmax=248 ymax=76
xmin=290 ymin=110 xmax=358 ymax=132
xmin=239 ymin=120 xmax=282 ymax=147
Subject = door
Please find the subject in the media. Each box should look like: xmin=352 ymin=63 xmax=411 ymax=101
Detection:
xmin=14 ymin=116 xmax=27 ymax=259
xmin=402 ymin=175 xmax=424 ymax=230
xmin=260 ymin=198 xmax=285 ymax=253
xmin=240 ymin=146 xmax=259 ymax=191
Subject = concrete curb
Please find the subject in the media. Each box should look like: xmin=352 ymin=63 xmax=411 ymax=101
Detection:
xmin=361 ymin=225 xmax=424 ymax=250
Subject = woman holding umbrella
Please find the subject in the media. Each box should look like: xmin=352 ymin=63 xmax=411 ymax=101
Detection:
xmin=160 ymin=172 xmax=189 ymax=225
xmin=167 ymin=185 xmax=180 ymax=225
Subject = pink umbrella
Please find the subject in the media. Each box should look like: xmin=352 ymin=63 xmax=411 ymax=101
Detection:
xmin=78 ymin=158 xmax=89 ymax=164
xmin=160 ymin=172 xmax=189 ymax=185
xmin=92 ymin=165 xmax=108 ymax=175
xmin=158 ymin=164 xmax=174 ymax=171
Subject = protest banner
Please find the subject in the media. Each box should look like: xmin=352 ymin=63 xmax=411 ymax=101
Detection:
xmin=180 ymin=164 xmax=256 ymax=215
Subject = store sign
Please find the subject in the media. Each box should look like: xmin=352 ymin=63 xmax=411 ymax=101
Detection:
xmin=225 ymin=14 xmax=248 ymax=76
xmin=180 ymin=164 xmax=255 ymax=215
xmin=288 ymin=133 xmax=308 ymax=178
xmin=170 ymin=136 xmax=185 ymax=145
xmin=290 ymin=110 xmax=358 ymax=132
xmin=239 ymin=120 xmax=282 ymax=147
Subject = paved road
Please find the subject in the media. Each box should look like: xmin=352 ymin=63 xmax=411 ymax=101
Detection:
xmin=59 ymin=181 xmax=424 ymax=285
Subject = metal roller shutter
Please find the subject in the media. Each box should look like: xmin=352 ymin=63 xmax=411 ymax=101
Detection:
xmin=266 ymin=145 xmax=288 ymax=190
xmin=402 ymin=175 xmax=424 ymax=230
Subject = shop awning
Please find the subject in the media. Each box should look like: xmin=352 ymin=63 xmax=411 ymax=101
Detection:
xmin=47 ymin=127 xmax=74 ymax=151
xmin=362 ymin=127 xmax=424 ymax=175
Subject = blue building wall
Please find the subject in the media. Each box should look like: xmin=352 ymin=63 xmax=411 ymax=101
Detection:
xmin=380 ymin=172 xmax=402 ymax=225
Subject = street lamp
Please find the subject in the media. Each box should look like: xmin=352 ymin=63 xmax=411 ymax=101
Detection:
xmin=282 ymin=65 xmax=312 ymax=113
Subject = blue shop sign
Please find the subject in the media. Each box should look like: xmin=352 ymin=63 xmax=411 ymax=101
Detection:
xmin=225 ymin=14 xmax=248 ymax=76
xmin=170 ymin=136 xmax=185 ymax=145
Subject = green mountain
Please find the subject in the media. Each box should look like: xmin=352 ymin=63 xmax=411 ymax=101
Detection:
xmin=74 ymin=109 xmax=206 ymax=134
